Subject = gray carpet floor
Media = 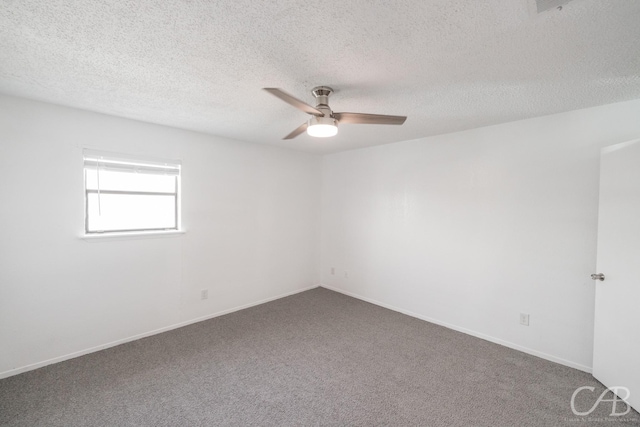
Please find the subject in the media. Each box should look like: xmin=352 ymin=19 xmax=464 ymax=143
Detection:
xmin=1 ymin=287 xmax=638 ymax=426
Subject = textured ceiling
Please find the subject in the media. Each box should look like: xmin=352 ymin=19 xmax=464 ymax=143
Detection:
xmin=1 ymin=0 xmax=639 ymax=154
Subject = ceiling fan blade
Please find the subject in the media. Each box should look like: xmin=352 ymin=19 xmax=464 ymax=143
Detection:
xmin=334 ymin=112 xmax=407 ymax=125
xmin=263 ymin=88 xmax=324 ymax=116
xmin=283 ymin=122 xmax=308 ymax=139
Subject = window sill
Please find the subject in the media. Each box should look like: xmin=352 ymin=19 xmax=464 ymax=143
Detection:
xmin=80 ymin=230 xmax=185 ymax=241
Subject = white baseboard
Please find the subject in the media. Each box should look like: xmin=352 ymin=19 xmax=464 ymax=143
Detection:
xmin=0 ymin=285 xmax=320 ymax=380
xmin=320 ymin=284 xmax=592 ymax=374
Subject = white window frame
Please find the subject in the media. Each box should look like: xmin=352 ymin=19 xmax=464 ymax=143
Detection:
xmin=83 ymin=149 xmax=182 ymax=235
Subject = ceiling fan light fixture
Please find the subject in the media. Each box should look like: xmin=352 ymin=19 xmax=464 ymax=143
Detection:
xmin=307 ymin=124 xmax=338 ymax=138
xmin=307 ymin=115 xmax=338 ymax=138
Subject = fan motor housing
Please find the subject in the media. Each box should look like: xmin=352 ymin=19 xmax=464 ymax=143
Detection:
xmin=308 ymin=114 xmax=337 ymax=127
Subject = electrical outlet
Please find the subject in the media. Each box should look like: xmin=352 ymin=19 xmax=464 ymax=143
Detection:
xmin=519 ymin=313 xmax=530 ymax=326
xmin=201 ymin=289 xmax=209 ymax=300
xmin=331 ymin=267 xmax=335 ymax=275
xmin=344 ymin=271 xmax=349 ymax=279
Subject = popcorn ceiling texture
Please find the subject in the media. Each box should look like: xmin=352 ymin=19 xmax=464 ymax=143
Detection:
xmin=0 ymin=0 xmax=639 ymax=154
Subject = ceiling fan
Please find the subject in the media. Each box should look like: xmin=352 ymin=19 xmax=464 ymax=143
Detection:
xmin=263 ymin=86 xmax=407 ymax=139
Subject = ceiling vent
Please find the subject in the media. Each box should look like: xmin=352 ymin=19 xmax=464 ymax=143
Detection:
xmin=535 ymin=0 xmax=574 ymax=13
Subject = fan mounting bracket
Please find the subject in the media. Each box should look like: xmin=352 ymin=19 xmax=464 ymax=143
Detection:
xmin=312 ymin=86 xmax=333 ymax=107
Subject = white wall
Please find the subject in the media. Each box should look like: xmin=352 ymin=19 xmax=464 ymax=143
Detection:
xmin=0 ymin=95 xmax=321 ymax=377
xmin=320 ymin=99 xmax=640 ymax=372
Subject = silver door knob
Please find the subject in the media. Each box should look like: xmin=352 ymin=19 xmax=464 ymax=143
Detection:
xmin=591 ymin=273 xmax=605 ymax=281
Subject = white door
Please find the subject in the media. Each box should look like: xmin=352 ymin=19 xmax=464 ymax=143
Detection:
xmin=593 ymin=139 xmax=640 ymax=411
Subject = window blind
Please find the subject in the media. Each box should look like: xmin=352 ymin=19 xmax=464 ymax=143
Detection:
xmin=83 ymin=150 xmax=181 ymax=176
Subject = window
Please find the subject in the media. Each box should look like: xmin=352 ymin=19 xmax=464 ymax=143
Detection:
xmin=83 ymin=150 xmax=181 ymax=234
